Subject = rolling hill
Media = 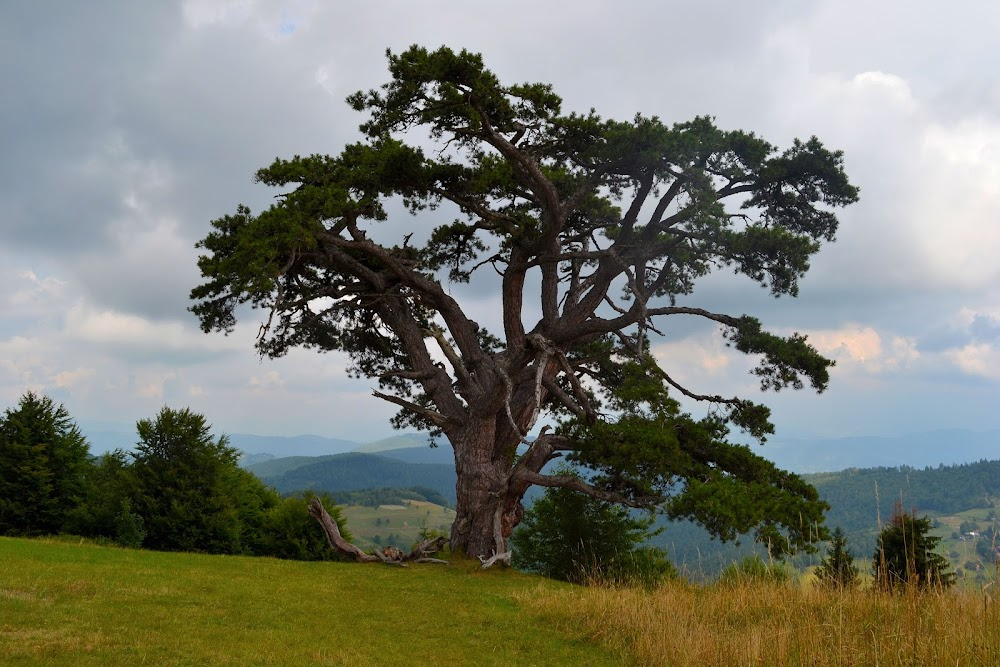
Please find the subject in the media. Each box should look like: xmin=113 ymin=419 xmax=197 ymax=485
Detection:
xmin=247 ymin=451 xmax=457 ymax=502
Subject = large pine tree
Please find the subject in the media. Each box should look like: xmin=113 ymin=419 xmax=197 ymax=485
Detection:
xmin=191 ymin=45 xmax=857 ymax=559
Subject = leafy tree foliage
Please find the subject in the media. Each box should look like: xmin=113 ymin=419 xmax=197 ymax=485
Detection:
xmin=130 ymin=406 xmax=279 ymax=554
xmin=873 ymin=502 xmax=955 ymax=590
xmin=511 ymin=474 xmax=673 ymax=585
xmin=0 ymin=392 xmax=90 ymax=536
xmin=191 ymin=45 xmax=857 ymax=558
xmin=63 ymin=450 xmax=135 ymax=541
xmin=113 ymin=497 xmax=146 ymax=549
xmin=958 ymin=519 xmax=979 ymax=534
xmin=814 ymin=526 xmax=859 ymax=589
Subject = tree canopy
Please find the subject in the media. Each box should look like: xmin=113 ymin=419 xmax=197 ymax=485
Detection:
xmin=191 ymin=45 xmax=858 ymax=559
xmin=130 ymin=406 xmax=277 ymax=554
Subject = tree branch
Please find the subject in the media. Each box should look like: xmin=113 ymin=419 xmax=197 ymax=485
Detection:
xmin=372 ymin=390 xmax=463 ymax=429
xmin=307 ymin=498 xmax=379 ymax=563
xmin=516 ymin=470 xmax=657 ymax=509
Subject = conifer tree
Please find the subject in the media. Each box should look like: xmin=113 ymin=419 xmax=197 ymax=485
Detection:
xmin=192 ymin=45 xmax=857 ymax=559
xmin=0 ymin=392 xmax=90 ymax=535
xmin=815 ymin=526 xmax=858 ymax=588
xmin=873 ymin=501 xmax=954 ymax=589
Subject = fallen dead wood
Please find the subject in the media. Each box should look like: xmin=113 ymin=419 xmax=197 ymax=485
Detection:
xmin=478 ymin=551 xmax=512 ymax=569
xmin=307 ymin=497 xmax=450 ymax=566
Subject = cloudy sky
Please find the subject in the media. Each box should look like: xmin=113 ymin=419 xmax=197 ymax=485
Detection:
xmin=3 ymin=0 xmax=999 ymax=447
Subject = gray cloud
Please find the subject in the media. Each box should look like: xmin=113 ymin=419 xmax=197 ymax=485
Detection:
xmin=1 ymin=0 xmax=999 ymax=442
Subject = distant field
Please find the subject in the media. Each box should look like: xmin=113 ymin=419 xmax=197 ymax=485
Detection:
xmin=0 ymin=537 xmax=623 ymax=666
xmin=341 ymin=500 xmax=454 ymax=549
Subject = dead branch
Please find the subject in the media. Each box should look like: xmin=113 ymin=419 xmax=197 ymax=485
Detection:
xmin=479 ymin=551 xmax=513 ymax=569
xmin=307 ymin=497 xmax=379 ymax=563
xmin=307 ymin=498 xmax=451 ymax=566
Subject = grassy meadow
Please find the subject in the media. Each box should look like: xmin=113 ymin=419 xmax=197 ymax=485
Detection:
xmin=4 ymin=536 xmax=1000 ymax=666
xmin=524 ymin=575 xmax=1000 ymax=666
xmin=0 ymin=537 xmax=620 ymax=666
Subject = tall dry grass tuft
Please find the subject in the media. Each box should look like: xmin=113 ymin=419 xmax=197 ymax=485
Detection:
xmin=520 ymin=577 xmax=1000 ymax=666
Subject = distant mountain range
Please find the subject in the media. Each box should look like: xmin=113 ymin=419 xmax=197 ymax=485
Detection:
xmin=78 ymin=422 xmax=1000 ymax=475
xmin=761 ymin=429 xmax=1000 ymax=473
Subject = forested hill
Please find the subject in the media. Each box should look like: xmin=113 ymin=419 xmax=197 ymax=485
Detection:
xmin=247 ymin=452 xmax=457 ymax=503
xmin=806 ymin=460 xmax=1000 ymax=547
xmin=655 ymin=459 xmax=1000 ymax=576
xmin=245 ymin=448 xmax=1000 ymax=575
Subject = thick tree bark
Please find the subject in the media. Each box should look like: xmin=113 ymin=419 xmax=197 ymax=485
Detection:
xmin=449 ymin=421 xmax=520 ymax=559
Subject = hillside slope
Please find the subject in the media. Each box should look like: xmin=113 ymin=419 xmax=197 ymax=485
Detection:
xmin=250 ymin=451 xmax=458 ymax=502
xmin=0 ymin=537 xmax=620 ymax=666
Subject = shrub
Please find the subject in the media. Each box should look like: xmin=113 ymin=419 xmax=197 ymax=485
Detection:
xmin=256 ymin=491 xmax=351 ymax=561
xmin=814 ymin=526 xmax=859 ymax=589
xmin=130 ymin=406 xmax=278 ymax=554
xmin=511 ymin=473 xmax=672 ymax=586
xmin=114 ymin=498 xmax=146 ymax=548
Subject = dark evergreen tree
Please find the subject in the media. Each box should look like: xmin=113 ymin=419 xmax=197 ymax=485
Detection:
xmin=873 ymin=501 xmax=955 ymax=590
xmin=0 ymin=392 xmax=90 ymax=535
xmin=63 ymin=450 xmax=133 ymax=540
xmin=814 ymin=526 xmax=859 ymax=589
xmin=130 ymin=406 xmax=278 ymax=553
xmin=511 ymin=472 xmax=672 ymax=585
xmin=191 ymin=45 xmax=857 ymax=559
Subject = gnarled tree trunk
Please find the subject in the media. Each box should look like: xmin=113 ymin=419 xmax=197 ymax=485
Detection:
xmin=448 ymin=420 xmax=513 ymax=559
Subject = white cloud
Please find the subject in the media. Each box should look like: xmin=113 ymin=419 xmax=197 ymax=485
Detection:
xmin=249 ymin=370 xmax=285 ymax=390
xmin=181 ymin=0 xmax=318 ymax=39
xmin=947 ymin=344 xmax=1000 ymax=381
xmin=8 ymin=270 xmax=67 ymax=308
xmin=803 ymin=325 xmax=919 ymax=376
xmin=53 ymin=367 xmax=96 ymax=389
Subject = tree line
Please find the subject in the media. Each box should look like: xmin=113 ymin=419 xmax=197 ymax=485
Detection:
xmin=0 ymin=392 xmax=348 ymax=561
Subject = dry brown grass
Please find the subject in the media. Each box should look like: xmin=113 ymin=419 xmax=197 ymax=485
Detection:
xmin=520 ymin=578 xmax=1000 ymax=666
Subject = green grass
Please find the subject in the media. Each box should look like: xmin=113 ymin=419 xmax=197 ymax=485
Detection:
xmin=0 ymin=537 xmax=626 ymax=666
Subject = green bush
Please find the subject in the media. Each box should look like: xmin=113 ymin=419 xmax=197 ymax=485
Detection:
xmin=130 ymin=406 xmax=278 ymax=554
xmin=63 ymin=451 xmax=133 ymax=539
xmin=114 ymin=498 xmax=146 ymax=548
xmin=255 ymin=491 xmax=351 ymax=561
xmin=814 ymin=526 xmax=859 ymax=589
xmin=873 ymin=501 xmax=955 ymax=590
